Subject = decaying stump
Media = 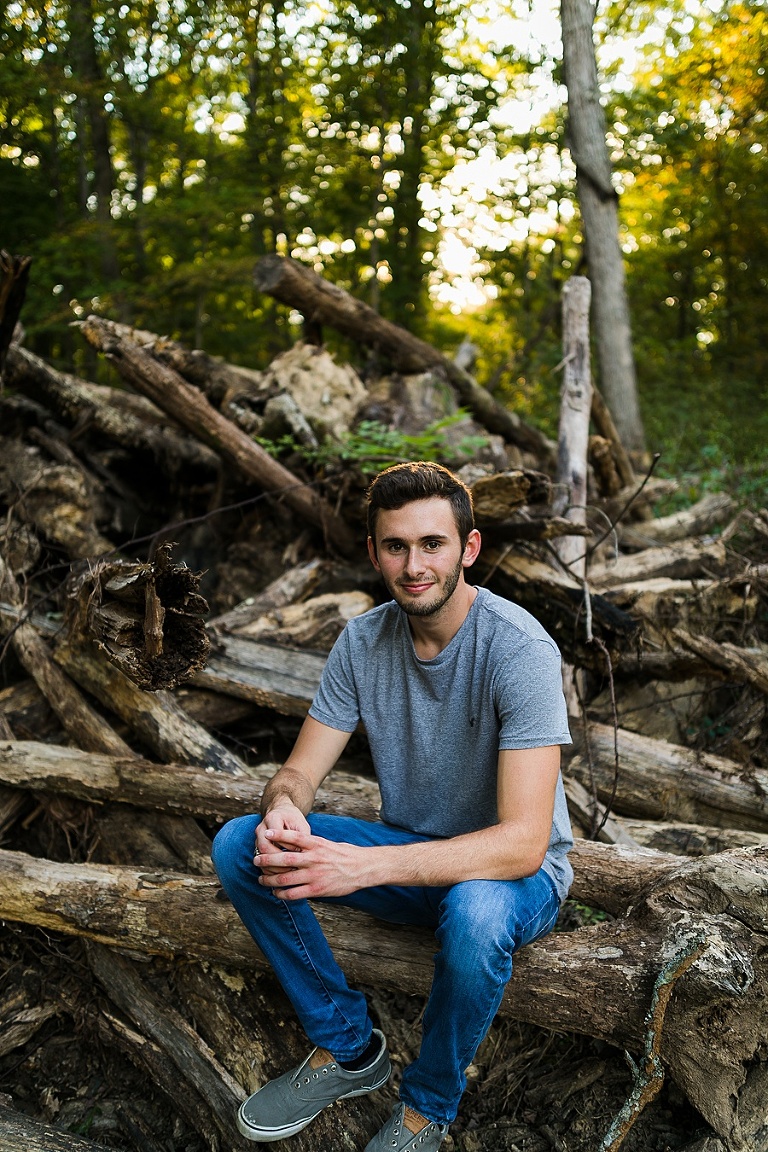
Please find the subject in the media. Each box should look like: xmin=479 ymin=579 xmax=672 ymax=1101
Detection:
xmin=66 ymin=541 xmax=210 ymax=691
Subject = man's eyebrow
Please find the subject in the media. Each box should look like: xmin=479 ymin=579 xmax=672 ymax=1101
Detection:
xmin=379 ymin=533 xmax=451 ymax=545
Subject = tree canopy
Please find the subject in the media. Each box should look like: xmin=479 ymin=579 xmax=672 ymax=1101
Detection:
xmin=2 ymin=0 xmax=766 ymax=475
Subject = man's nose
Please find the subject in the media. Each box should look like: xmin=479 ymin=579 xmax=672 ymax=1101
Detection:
xmin=404 ymin=547 xmax=425 ymax=574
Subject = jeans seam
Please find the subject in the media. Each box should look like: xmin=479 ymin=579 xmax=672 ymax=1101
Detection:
xmin=280 ymin=897 xmax=368 ymax=1053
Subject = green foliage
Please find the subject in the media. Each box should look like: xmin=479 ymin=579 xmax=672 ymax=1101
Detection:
xmin=2 ymin=0 xmax=766 ymax=478
xmin=258 ymin=412 xmax=489 ymax=475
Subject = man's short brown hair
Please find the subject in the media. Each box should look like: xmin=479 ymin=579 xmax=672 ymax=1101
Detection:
xmin=366 ymin=461 xmax=475 ymax=549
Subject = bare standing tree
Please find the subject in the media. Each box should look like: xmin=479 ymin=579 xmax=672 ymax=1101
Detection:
xmin=560 ymin=0 xmax=646 ymax=454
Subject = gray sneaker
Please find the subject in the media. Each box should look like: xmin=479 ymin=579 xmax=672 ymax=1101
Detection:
xmin=365 ymin=1103 xmax=449 ymax=1151
xmin=236 ymin=1029 xmax=390 ymax=1142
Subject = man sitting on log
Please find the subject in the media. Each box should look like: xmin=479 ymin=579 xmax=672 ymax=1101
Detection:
xmin=212 ymin=461 xmax=573 ymax=1151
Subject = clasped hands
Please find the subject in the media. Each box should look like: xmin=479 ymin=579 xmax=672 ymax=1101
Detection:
xmin=254 ymin=809 xmax=371 ymax=900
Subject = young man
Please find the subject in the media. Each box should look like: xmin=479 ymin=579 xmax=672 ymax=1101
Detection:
xmin=212 ymin=461 xmax=573 ymax=1151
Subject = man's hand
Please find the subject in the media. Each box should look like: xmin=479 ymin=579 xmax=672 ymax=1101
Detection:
xmin=255 ymin=803 xmax=311 ymax=876
xmin=255 ymin=828 xmax=372 ymax=899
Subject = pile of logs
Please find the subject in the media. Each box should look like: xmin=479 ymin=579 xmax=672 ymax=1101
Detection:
xmin=1 ymin=255 xmax=767 ymax=1152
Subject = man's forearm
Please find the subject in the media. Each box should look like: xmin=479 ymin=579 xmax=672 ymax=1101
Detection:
xmin=260 ymin=766 xmax=317 ymax=817
xmin=366 ymin=822 xmax=548 ymax=887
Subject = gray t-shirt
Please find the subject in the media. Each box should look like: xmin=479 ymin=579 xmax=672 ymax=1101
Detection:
xmin=309 ymin=586 xmax=574 ymax=900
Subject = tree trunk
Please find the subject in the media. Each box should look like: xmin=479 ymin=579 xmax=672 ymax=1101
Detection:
xmin=561 ymin=0 xmax=645 ymax=453
xmin=555 ymin=276 xmax=593 ymax=574
xmin=0 ymin=251 xmax=31 ymax=379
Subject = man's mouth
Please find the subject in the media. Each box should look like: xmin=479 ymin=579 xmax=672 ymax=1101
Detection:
xmin=399 ymin=581 xmax=435 ymax=594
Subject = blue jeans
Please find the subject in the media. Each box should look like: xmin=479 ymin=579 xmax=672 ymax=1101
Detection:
xmin=211 ymin=813 xmax=560 ymax=1125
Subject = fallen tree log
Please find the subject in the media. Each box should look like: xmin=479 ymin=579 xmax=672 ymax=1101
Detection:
xmin=194 ymin=632 xmax=328 ymax=717
xmin=673 ymin=627 xmax=768 ymax=696
xmin=86 ymin=941 xmax=251 ymax=1152
xmin=0 ymin=557 xmax=133 ymax=757
xmin=603 ymin=577 xmax=758 ymax=640
xmin=570 ymin=722 xmax=768 ymax=830
xmin=477 ymin=548 xmax=640 ymax=671
xmin=0 ymin=436 xmax=114 ymax=560
xmin=0 ymin=1107 xmax=107 ymax=1152
xmin=589 ymin=536 xmax=730 ymax=589
xmin=619 ymin=493 xmax=736 ymax=550
xmin=53 ymin=638 xmax=247 ymax=774
xmin=0 ymin=846 xmax=765 ymax=1148
xmin=470 ymin=469 xmax=552 ymax=522
xmin=231 ymin=590 xmax=373 ymax=650
xmin=0 ymin=740 xmax=374 ymax=825
xmin=253 ymin=255 xmax=553 ymax=458
xmin=76 ymin=315 xmax=356 ymax=557
xmin=210 ymin=559 xmax=325 ymax=632
xmin=173 ymin=961 xmax=394 ymax=1152
xmin=620 ymin=819 xmax=768 ymax=857
xmin=3 ymin=344 xmax=221 ymax=480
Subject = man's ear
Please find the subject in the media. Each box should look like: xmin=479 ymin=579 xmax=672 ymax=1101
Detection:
xmin=367 ymin=536 xmax=381 ymax=571
xmin=462 ymin=528 xmax=482 ymax=568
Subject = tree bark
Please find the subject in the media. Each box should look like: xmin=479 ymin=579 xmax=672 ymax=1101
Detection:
xmin=570 ymin=722 xmax=768 ymax=830
xmin=253 ymin=255 xmax=553 ymax=458
xmin=0 ymin=251 xmax=31 ymax=380
xmin=54 ymin=637 xmax=247 ymax=774
xmin=589 ymin=536 xmax=729 ymax=589
xmin=4 ymin=344 xmax=221 ymax=478
xmin=0 ymin=845 xmax=765 ymax=1148
xmin=0 ymin=1107 xmax=107 ymax=1152
xmin=554 ymin=276 xmax=593 ymax=574
xmin=561 ymin=0 xmax=645 ymax=453
xmin=76 ymin=316 xmax=356 ymax=557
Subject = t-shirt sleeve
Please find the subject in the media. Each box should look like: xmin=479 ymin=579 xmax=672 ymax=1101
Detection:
xmin=308 ymin=628 xmax=361 ymax=732
xmin=496 ymin=639 xmax=572 ymax=749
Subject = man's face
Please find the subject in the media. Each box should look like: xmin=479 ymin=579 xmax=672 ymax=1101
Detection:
xmin=367 ymin=497 xmax=480 ymax=618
